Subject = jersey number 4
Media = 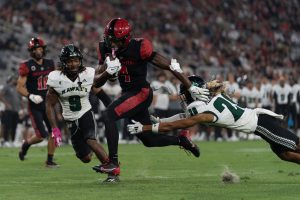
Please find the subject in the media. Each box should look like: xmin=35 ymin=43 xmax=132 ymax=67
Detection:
xmin=119 ymin=66 xmax=131 ymax=82
xmin=213 ymin=96 xmax=245 ymax=121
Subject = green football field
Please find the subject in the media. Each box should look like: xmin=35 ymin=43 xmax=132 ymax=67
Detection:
xmin=0 ymin=141 xmax=300 ymax=200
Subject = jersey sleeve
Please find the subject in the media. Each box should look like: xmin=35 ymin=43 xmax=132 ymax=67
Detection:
xmin=47 ymin=71 xmax=58 ymax=88
xmin=140 ymin=39 xmax=153 ymax=60
xmin=18 ymin=62 xmax=29 ymax=76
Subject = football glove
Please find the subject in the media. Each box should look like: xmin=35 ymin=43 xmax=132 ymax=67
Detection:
xmin=127 ymin=120 xmax=143 ymax=134
xmin=52 ymin=127 xmax=62 ymax=147
xmin=105 ymin=57 xmax=121 ymax=75
xmin=169 ymin=58 xmax=183 ymax=73
xmin=28 ymin=94 xmax=43 ymax=104
xmin=188 ymin=85 xmax=210 ymax=101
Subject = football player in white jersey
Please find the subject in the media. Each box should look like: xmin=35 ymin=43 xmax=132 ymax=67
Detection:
xmin=272 ymin=76 xmax=292 ymax=128
xmin=45 ymin=44 xmax=120 ymax=182
xmin=290 ymin=79 xmax=300 ymax=133
xmin=128 ymin=76 xmax=300 ymax=165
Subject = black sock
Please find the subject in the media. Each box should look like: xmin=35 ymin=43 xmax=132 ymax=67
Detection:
xmin=136 ymin=132 xmax=179 ymax=147
xmin=47 ymin=154 xmax=53 ymax=162
xmin=102 ymin=111 xmax=119 ymax=164
xmin=22 ymin=141 xmax=31 ymax=153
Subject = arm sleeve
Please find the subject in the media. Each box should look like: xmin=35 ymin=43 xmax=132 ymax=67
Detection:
xmin=18 ymin=63 xmax=29 ymax=76
xmin=140 ymin=39 xmax=153 ymax=60
xmin=160 ymin=113 xmax=187 ymax=123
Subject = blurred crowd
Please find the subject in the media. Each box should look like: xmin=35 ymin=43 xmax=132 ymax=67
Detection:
xmin=1 ymin=0 xmax=300 ymax=146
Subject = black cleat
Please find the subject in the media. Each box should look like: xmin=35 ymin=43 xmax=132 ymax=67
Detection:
xmin=102 ymin=174 xmax=120 ymax=183
xmin=19 ymin=141 xmax=29 ymax=161
xmin=19 ymin=151 xmax=25 ymax=161
xmin=45 ymin=161 xmax=60 ymax=168
xmin=179 ymin=131 xmax=200 ymax=157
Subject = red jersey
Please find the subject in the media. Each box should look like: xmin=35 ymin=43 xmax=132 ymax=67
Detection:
xmin=98 ymin=38 xmax=153 ymax=92
xmin=18 ymin=58 xmax=55 ymax=106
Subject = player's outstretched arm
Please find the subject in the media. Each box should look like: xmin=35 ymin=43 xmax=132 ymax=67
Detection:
xmin=150 ymin=52 xmax=209 ymax=101
xmin=128 ymin=113 xmax=215 ymax=134
xmin=150 ymin=52 xmax=191 ymax=89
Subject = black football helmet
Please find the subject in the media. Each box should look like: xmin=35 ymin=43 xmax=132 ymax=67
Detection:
xmin=104 ymin=18 xmax=132 ymax=50
xmin=59 ymin=44 xmax=84 ymax=75
xmin=180 ymin=75 xmax=206 ymax=104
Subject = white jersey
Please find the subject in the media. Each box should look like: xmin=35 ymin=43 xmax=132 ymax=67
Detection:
xmin=291 ymin=83 xmax=300 ymax=113
xmin=47 ymin=67 xmax=94 ymax=121
xmin=260 ymin=83 xmax=272 ymax=107
xmin=272 ymin=83 xmax=292 ymax=105
xmin=241 ymin=87 xmax=259 ymax=108
xmin=186 ymin=94 xmax=258 ymax=133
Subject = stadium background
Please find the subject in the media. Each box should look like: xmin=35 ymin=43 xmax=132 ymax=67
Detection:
xmin=1 ymin=1 xmax=300 ymax=199
xmin=1 ymin=0 xmax=299 ymax=83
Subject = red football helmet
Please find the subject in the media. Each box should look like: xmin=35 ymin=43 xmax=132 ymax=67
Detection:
xmin=104 ymin=18 xmax=132 ymax=50
xmin=28 ymin=37 xmax=46 ymax=51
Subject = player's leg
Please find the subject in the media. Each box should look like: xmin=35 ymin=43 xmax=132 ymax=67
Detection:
xmin=79 ymin=110 xmax=109 ymax=163
xmin=276 ymin=151 xmax=300 ymax=164
xmin=19 ymin=108 xmax=44 ymax=160
xmin=255 ymin=114 xmax=300 ymax=164
xmin=100 ymin=88 xmax=153 ymax=171
xmin=133 ymin=109 xmax=200 ymax=157
xmin=43 ymin=111 xmax=58 ymax=167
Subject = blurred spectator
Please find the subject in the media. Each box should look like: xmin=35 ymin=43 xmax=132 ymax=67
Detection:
xmin=0 ymin=74 xmax=21 ymax=147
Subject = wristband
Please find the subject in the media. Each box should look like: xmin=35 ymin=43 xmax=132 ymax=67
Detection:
xmin=152 ymin=123 xmax=159 ymax=133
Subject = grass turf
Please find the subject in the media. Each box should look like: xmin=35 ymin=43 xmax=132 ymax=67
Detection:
xmin=0 ymin=140 xmax=299 ymax=200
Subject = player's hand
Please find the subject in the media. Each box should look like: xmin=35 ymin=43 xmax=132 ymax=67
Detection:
xmin=150 ymin=115 xmax=160 ymax=123
xmin=169 ymin=59 xmax=183 ymax=73
xmin=52 ymin=127 xmax=62 ymax=147
xmin=28 ymin=94 xmax=43 ymax=104
xmin=127 ymin=120 xmax=143 ymax=134
xmin=188 ymin=85 xmax=210 ymax=101
xmin=105 ymin=56 xmax=121 ymax=75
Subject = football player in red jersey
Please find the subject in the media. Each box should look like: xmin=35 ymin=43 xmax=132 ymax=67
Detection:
xmin=93 ymin=18 xmax=209 ymax=175
xmin=17 ymin=37 xmax=58 ymax=167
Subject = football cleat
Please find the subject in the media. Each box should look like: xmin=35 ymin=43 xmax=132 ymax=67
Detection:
xmin=92 ymin=162 xmax=120 ymax=176
xmin=18 ymin=151 xmax=25 ymax=161
xmin=45 ymin=161 xmax=60 ymax=168
xmin=102 ymin=174 xmax=120 ymax=183
xmin=179 ymin=131 xmax=200 ymax=158
xmin=19 ymin=141 xmax=29 ymax=161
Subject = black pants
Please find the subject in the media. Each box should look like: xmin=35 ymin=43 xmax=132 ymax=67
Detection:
xmin=103 ymin=87 xmax=179 ymax=161
xmin=254 ymin=114 xmax=299 ymax=155
xmin=28 ymin=105 xmax=51 ymax=138
xmin=66 ymin=110 xmax=96 ymax=159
